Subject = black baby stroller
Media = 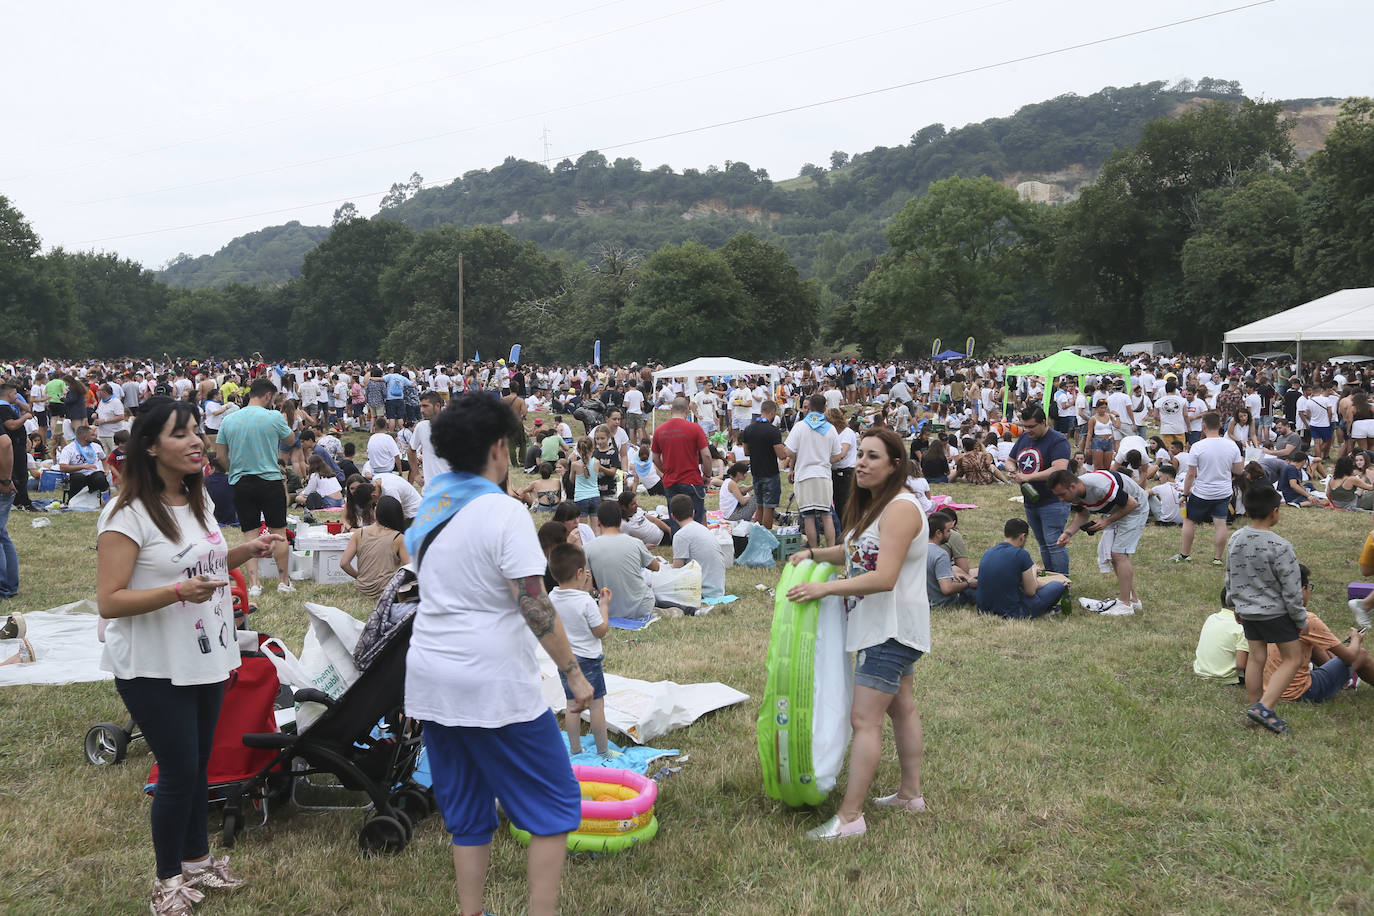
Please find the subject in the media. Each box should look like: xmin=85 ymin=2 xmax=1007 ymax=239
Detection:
xmin=226 ymin=612 xmax=431 ymax=857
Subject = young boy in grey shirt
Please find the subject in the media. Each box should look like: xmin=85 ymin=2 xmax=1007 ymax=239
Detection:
xmin=1224 ymin=482 xmax=1307 ymax=734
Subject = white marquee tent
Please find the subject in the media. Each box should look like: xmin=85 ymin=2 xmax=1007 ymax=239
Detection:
xmin=652 ymin=356 xmax=781 ymax=391
xmin=1224 ymin=288 xmax=1374 ymax=364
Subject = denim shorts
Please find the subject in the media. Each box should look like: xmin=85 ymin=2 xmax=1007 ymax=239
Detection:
xmin=854 ymin=638 xmax=924 ymax=694
xmin=1301 ymin=656 xmax=1351 ymax=703
xmin=1091 ymin=436 xmax=1114 ymax=451
xmin=559 ymin=655 xmax=607 ymax=700
xmin=754 ymin=475 xmax=781 ymax=508
xmin=575 ymin=496 xmax=601 ymax=517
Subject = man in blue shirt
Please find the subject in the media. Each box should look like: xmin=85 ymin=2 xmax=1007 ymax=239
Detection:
xmin=1008 ymin=405 xmax=1072 ymax=574
xmin=976 ymin=518 xmax=1071 ymax=618
xmin=382 ymin=366 xmax=411 ymax=432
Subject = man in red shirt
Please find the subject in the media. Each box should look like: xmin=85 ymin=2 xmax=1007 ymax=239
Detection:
xmin=651 ymin=396 xmax=712 ymax=532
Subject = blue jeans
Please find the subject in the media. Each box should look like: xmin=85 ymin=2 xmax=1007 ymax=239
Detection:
xmin=665 ymin=483 xmax=706 ymax=533
xmin=1019 ymin=580 xmax=1067 ymax=618
xmin=0 ymin=491 xmax=16 ymax=598
xmin=1025 ymin=499 xmax=1070 ymax=575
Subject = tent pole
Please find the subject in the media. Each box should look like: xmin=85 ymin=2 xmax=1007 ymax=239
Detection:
xmin=1295 ymin=340 xmax=1302 ymax=374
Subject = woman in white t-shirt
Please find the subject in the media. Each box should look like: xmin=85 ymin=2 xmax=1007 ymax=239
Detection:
xmin=95 ymin=401 xmax=280 ymax=914
xmin=784 ymin=427 xmax=930 ymax=841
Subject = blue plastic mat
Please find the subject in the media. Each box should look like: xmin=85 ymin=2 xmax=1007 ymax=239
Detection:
xmin=609 ymin=616 xmax=658 ymax=631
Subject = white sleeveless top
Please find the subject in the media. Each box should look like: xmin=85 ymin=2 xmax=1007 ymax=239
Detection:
xmin=843 ymin=492 xmax=931 ymax=654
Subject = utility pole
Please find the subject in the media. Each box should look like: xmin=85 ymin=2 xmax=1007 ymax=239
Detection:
xmin=457 ymin=251 xmax=465 ymax=364
xmin=540 ymin=126 xmax=552 ymax=166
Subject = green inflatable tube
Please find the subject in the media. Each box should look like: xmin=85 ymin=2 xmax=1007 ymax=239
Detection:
xmin=757 ymin=558 xmax=836 ymax=808
xmin=509 ymin=815 xmax=659 ymax=853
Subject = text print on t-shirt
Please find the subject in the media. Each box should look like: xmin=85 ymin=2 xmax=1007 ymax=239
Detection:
xmin=177 ymin=529 xmax=231 ymax=654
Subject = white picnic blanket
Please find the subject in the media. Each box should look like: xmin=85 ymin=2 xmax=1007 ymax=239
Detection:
xmin=535 ymin=648 xmax=748 ymax=744
xmin=0 ymin=600 xmax=110 ymax=687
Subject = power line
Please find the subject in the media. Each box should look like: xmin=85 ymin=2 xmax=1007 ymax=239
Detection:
xmin=5 ymin=0 xmax=727 ymax=184
xmin=547 ymin=0 xmax=1279 ymax=161
xmin=71 ymin=0 xmax=1013 ymax=206
xmin=74 ymin=0 xmax=1277 ymax=248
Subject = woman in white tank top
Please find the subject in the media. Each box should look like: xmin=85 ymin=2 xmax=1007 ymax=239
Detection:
xmin=783 ymin=427 xmax=930 ymax=841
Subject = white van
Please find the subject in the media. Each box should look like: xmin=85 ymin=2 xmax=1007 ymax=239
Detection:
xmin=1118 ymin=340 xmax=1174 ymax=358
xmin=1061 ymin=345 xmax=1109 ymax=357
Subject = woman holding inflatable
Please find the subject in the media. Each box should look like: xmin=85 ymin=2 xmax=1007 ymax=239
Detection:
xmin=785 ymin=427 xmax=930 ymax=840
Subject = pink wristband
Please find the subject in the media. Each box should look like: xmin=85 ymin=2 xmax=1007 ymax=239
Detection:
xmin=174 ymin=582 xmax=184 ymax=604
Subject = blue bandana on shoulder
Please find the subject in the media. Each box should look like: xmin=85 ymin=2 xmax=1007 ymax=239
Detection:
xmin=403 ymin=471 xmax=503 ymax=560
xmin=802 ymin=411 xmax=832 ymax=433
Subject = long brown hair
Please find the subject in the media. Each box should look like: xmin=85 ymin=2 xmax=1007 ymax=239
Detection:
xmin=108 ymin=400 xmax=210 ymax=542
xmin=841 ymin=428 xmax=913 ymax=539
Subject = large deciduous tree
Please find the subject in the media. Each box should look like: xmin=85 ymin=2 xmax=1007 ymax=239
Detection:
xmin=378 ymin=225 xmax=565 ymax=362
xmin=617 ymin=242 xmax=749 ymax=363
xmin=852 ymin=176 xmax=1033 ymax=357
xmin=720 ymin=232 xmax=820 ymax=359
xmin=288 ymin=217 xmax=416 ymax=359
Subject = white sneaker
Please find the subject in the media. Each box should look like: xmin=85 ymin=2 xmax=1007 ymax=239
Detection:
xmin=276 ymin=582 xmax=296 ymax=594
xmin=1350 ymin=599 xmax=1372 ymax=629
xmin=1100 ymin=601 xmax=1135 ymax=617
xmin=1131 ymin=600 xmax=1143 ymax=613
xmin=247 ymin=585 xmax=262 ymax=598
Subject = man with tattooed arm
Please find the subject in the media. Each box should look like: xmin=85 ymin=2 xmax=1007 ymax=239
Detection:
xmin=403 ymin=392 xmax=592 ymax=916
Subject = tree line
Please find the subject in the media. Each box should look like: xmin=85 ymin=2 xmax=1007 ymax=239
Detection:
xmin=3 ymin=94 xmax=1372 ymax=363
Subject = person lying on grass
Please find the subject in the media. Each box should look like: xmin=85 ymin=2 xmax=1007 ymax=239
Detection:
xmin=1257 ymin=564 xmax=1374 ymax=706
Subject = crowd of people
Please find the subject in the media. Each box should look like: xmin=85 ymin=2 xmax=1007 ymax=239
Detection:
xmin=1 ymin=347 xmax=1372 ymax=911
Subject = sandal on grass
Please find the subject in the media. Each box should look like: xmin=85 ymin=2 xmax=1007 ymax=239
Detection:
xmin=1246 ymin=702 xmax=1288 ymax=734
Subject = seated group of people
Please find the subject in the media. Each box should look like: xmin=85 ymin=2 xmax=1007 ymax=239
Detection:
xmin=923 ymin=510 xmax=1072 ymax=620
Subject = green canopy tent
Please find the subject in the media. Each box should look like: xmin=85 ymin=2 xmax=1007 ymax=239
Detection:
xmin=1002 ymin=351 xmax=1131 ymax=416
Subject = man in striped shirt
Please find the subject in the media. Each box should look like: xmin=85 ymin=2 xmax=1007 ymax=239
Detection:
xmin=1049 ymin=468 xmax=1149 ymax=616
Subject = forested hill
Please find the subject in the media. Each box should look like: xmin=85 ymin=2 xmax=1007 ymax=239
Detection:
xmin=155 ymin=80 xmax=1336 ymax=289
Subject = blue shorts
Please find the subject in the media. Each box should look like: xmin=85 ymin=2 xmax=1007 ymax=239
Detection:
xmin=421 ymin=711 xmax=581 ymax=845
xmin=575 ymin=496 xmax=601 ymax=517
xmin=559 ymin=655 xmax=607 ymax=700
xmin=854 ymin=637 xmax=924 ymax=694
xmin=1301 ymin=656 xmax=1351 ymax=703
xmin=1186 ymin=493 xmax=1230 ymax=520
xmin=1091 ymin=436 xmax=1114 ymax=451
xmin=754 ymin=475 xmax=781 ymax=509
xmin=1310 ymin=425 xmax=1331 ymax=442
xmin=384 ymin=399 xmax=404 ymax=420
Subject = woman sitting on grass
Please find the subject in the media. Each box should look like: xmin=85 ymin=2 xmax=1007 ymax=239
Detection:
xmin=784 ymin=427 xmax=931 ymax=840
xmin=1326 ymin=455 xmax=1374 ymax=511
xmin=339 ymin=495 xmax=411 ymax=598
xmin=294 ymin=454 xmax=343 ymax=509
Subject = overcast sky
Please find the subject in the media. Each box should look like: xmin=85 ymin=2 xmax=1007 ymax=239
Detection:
xmin=2 ymin=0 xmax=1369 ymax=268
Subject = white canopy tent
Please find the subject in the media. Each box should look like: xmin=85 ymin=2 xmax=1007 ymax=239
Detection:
xmin=652 ymin=356 xmax=781 ymax=392
xmin=1224 ymin=288 xmax=1374 ymax=365
xmin=649 ymin=357 xmax=781 ymax=432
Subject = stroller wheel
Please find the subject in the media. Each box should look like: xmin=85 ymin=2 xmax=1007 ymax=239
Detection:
xmin=220 ymin=809 xmax=238 ymax=848
xmin=84 ymin=723 xmax=129 ymax=765
xmin=358 ymin=814 xmax=408 ymax=857
xmin=391 ymin=788 xmax=430 ymax=826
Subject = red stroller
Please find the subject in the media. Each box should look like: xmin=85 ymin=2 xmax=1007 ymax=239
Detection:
xmin=84 ymin=569 xmax=255 ymax=765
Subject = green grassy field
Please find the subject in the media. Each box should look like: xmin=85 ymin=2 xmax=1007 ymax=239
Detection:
xmin=2 ymin=470 xmax=1373 ymax=915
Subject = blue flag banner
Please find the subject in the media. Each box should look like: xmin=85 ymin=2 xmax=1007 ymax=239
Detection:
xmin=594 ymin=340 xmax=601 ymax=367
xmin=966 ymin=336 xmax=975 ymax=358
xmin=474 ymin=350 xmax=480 ymax=361
xmin=509 ymin=344 xmax=521 ymax=365
xmin=931 ymin=338 xmax=941 ymax=359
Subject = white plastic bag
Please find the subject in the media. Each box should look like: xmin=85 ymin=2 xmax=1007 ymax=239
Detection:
xmin=301 ymin=603 xmax=364 ymax=698
xmin=261 ymin=604 xmax=364 ymax=730
xmin=260 ymin=637 xmax=331 ymax=730
xmin=647 ymin=560 xmax=702 ymax=611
